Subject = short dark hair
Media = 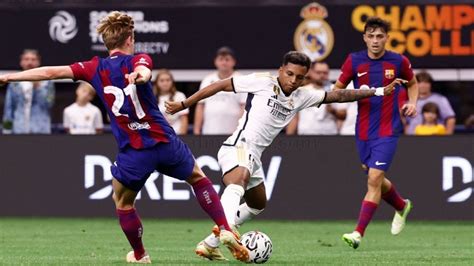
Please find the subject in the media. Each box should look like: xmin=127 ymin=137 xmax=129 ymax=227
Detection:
xmin=364 ymin=17 xmax=391 ymax=34
xmin=216 ymin=46 xmax=236 ymax=59
xmin=422 ymin=102 xmax=440 ymax=117
xmin=416 ymin=71 xmax=434 ymax=84
xmin=282 ymin=51 xmax=311 ymax=70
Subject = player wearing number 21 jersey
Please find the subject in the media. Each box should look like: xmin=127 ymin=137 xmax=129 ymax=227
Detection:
xmin=0 ymin=11 xmax=250 ymax=264
xmin=165 ymin=51 xmax=403 ymax=261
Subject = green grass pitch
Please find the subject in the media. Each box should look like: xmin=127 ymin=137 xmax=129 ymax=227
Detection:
xmin=0 ymin=218 xmax=472 ymax=265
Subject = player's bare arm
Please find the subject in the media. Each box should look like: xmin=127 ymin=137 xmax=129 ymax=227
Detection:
xmin=125 ymin=65 xmax=151 ymax=85
xmin=0 ymin=66 xmax=73 ymax=84
xmin=333 ymin=80 xmax=348 ymax=90
xmin=166 ymin=78 xmax=233 ymax=114
xmin=323 ymin=78 xmax=406 ymax=104
xmin=400 ymin=77 xmax=418 ymax=117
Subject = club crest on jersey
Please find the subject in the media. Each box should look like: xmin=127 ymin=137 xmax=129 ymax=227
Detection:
xmin=273 ymin=85 xmax=280 ymax=96
xmin=385 ymin=69 xmax=395 ymax=79
xmin=293 ymin=2 xmax=334 ymax=61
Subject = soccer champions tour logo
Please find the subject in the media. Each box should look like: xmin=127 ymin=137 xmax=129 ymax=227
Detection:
xmin=352 ymin=5 xmax=473 ymax=56
xmin=49 ymin=11 xmax=78 ymax=44
xmin=293 ymin=2 xmax=335 ymax=62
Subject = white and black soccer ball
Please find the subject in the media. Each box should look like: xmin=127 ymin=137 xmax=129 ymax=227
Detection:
xmin=241 ymin=231 xmax=273 ymax=264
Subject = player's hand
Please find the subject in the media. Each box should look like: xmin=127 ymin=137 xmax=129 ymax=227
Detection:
xmin=383 ymin=78 xmax=407 ymax=95
xmin=165 ymin=101 xmax=185 ymax=115
xmin=0 ymin=75 xmax=8 ymax=85
xmin=401 ymin=102 xmax=417 ymax=117
xmin=125 ymin=72 xmax=140 ymax=84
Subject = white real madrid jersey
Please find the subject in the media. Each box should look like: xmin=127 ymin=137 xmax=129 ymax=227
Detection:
xmin=199 ymin=71 xmax=246 ymax=134
xmin=63 ymin=102 xmax=103 ymax=135
xmin=223 ymin=72 xmax=326 ymax=150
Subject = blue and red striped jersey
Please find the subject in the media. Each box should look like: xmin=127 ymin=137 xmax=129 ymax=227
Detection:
xmin=338 ymin=50 xmax=413 ymax=140
xmin=70 ymin=52 xmax=174 ymax=149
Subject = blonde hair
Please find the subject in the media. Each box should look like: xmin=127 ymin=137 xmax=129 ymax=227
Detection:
xmin=96 ymin=11 xmax=134 ymax=50
xmin=153 ymin=69 xmax=177 ymax=103
xmin=78 ymin=82 xmax=96 ymax=97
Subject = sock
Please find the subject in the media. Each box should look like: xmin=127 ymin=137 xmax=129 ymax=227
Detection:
xmin=234 ymin=203 xmax=264 ymax=227
xmin=220 ymin=184 xmax=245 ymax=226
xmin=355 ymin=200 xmax=378 ymax=236
xmin=192 ymin=178 xmax=231 ymax=231
xmin=116 ymin=208 xmax=145 ymax=260
xmin=382 ymin=185 xmax=406 ymax=212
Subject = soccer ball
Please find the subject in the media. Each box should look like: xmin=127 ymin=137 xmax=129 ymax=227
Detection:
xmin=241 ymin=231 xmax=273 ymax=264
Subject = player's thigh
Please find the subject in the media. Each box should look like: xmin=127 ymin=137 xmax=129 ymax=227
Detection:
xmin=243 ymin=182 xmax=267 ymax=210
xmin=112 ymin=178 xmax=138 ymax=208
xmin=155 ymin=136 xmax=198 ymax=183
xmin=366 ymin=137 xmax=399 ymax=172
xmin=218 ymin=145 xmax=254 ymax=187
xmin=111 ymin=146 xmax=157 ymax=193
xmin=355 ymin=139 xmax=371 ymax=172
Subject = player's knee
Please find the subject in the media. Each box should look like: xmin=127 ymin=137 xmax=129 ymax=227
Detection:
xmin=367 ymin=174 xmax=383 ymax=188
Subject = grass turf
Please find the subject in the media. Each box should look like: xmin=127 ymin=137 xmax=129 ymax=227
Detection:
xmin=0 ymin=218 xmax=472 ymax=265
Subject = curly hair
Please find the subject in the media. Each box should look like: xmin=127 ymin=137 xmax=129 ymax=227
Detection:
xmin=96 ymin=11 xmax=134 ymax=50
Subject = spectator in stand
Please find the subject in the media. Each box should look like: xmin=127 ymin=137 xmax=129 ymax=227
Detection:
xmin=406 ymin=71 xmax=455 ymax=134
xmin=286 ymin=62 xmax=347 ymax=135
xmin=63 ymin=82 xmax=103 ymax=134
xmin=154 ymin=69 xmax=188 ymax=135
xmin=2 ymin=49 xmax=54 ymax=134
xmin=414 ymin=102 xmax=446 ymax=136
xmin=194 ymin=46 xmax=245 ymax=135
xmin=338 ymin=82 xmax=358 ymax=135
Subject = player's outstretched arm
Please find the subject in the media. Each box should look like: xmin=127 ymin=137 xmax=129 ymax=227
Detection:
xmin=0 ymin=66 xmax=73 ymax=84
xmin=323 ymin=78 xmax=407 ymax=104
xmin=165 ymin=79 xmax=233 ymax=115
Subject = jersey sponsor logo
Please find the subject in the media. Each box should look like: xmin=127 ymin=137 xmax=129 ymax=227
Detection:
xmin=49 ymin=11 xmax=78 ymax=44
xmin=293 ymin=2 xmax=334 ymax=61
xmin=442 ymin=156 xmax=473 ymax=203
xmin=357 ymin=71 xmax=368 ymax=77
xmin=385 ymin=69 xmax=395 ymax=79
xmin=375 ymin=161 xmax=387 ymax=166
xmin=128 ymin=121 xmax=151 ymax=130
xmin=267 ymin=98 xmax=292 ymax=121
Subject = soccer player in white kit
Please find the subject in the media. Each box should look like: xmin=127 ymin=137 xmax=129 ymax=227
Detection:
xmin=166 ymin=51 xmax=404 ymax=261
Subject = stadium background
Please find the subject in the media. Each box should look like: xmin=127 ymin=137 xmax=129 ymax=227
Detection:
xmin=0 ymin=0 xmax=472 ymax=264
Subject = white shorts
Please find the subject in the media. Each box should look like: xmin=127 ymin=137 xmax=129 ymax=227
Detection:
xmin=218 ymin=142 xmax=264 ymax=190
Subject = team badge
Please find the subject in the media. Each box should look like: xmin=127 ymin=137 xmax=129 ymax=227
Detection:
xmin=293 ymin=2 xmax=334 ymax=62
xmin=273 ymin=85 xmax=280 ymax=96
xmin=385 ymin=69 xmax=395 ymax=79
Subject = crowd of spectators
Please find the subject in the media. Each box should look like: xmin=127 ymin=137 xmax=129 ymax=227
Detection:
xmin=0 ymin=48 xmax=469 ymax=136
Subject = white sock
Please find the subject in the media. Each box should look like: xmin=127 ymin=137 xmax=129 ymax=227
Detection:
xmin=234 ymin=203 xmax=264 ymax=227
xmin=204 ymin=233 xmax=220 ymax=248
xmin=220 ymin=184 xmax=245 ymax=226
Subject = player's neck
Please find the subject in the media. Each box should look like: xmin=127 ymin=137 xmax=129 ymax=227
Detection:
xmin=367 ymin=49 xmax=386 ymax=60
xmin=109 ymin=47 xmax=132 ymax=56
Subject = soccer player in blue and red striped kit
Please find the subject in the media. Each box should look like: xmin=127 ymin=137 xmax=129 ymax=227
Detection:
xmin=334 ymin=17 xmax=418 ymax=249
xmin=0 ymin=11 xmax=249 ymax=263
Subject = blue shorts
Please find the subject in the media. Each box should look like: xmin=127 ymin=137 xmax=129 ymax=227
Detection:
xmin=356 ymin=136 xmax=398 ymax=173
xmin=111 ymin=136 xmax=195 ymax=191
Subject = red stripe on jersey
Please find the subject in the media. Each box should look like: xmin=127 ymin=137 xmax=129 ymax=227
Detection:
xmin=398 ymin=87 xmax=408 ymax=108
xmin=379 ymin=62 xmax=396 ymax=137
xmin=356 ymin=63 xmax=370 ymax=140
xmin=136 ymin=92 xmax=169 ymax=143
xmin=99 ymin=70 xmax=144 ymax=149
